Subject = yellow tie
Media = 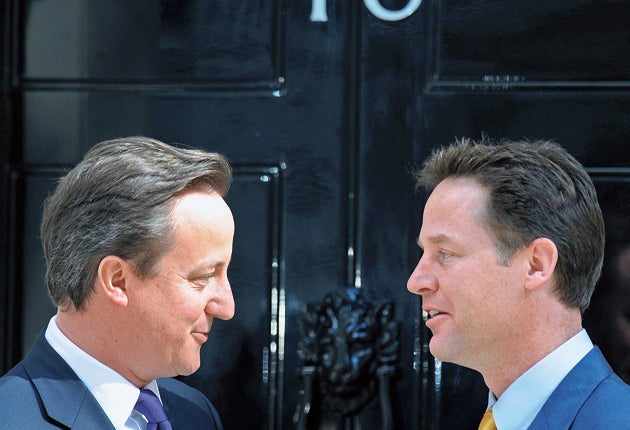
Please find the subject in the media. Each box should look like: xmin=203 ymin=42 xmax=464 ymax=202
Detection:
xmin=478 ymin=408 xmax=497 ymax=430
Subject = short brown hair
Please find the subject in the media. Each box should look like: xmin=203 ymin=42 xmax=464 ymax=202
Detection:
xmin=415 ymin=137 xmax=604 ymax=312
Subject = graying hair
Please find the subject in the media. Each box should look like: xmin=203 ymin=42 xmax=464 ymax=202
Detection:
xmin=41 ymin=136 xmax=232 ymax=310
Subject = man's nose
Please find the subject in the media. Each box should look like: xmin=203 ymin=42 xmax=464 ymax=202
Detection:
xmin=407 ymin=256 xmax=438 ymax=296
xmin=206 ymin=278 xmax=235 ymax=320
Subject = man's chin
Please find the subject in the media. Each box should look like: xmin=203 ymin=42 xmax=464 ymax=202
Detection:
xmin=429 ymin=337 xmax=454 ymax=363
xmin=177 ymin=361 xmax=201 ymax=377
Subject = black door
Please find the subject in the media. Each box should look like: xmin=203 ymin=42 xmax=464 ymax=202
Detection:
xmin=1 ymin=1 xmax=629 ymax=429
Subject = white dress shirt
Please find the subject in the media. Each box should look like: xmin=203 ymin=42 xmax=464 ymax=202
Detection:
xmin=485 ymin=329 xmax=593 ymax=430
xmin=45 ymin=316 xmax=163 ymax=430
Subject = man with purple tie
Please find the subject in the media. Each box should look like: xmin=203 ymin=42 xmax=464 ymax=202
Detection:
xmin=0 ymin=137 xmax=235 ymax=429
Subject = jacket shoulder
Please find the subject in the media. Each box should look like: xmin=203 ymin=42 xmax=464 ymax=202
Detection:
xmin=571 ymin=372 xmax=630 ymax=429
xmin=0 ymin=363 xmax=58 ymax=428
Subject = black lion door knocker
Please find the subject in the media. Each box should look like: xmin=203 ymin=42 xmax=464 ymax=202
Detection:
xmin=295 ymin=286 xmax=400 ymax=429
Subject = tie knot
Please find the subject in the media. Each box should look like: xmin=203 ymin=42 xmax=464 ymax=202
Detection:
xmin=478 ymin=407 xmax=497 ymax=430
xmin=134 ymin=389 xmax=171 ymax=428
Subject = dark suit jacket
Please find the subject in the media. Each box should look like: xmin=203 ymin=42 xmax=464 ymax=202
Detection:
xmin=0 ymin=333 xmax=224 ymax=429
xmin=529 ymin=346 xmax=630 ymax=429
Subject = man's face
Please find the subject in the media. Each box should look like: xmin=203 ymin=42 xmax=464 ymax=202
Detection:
xmin=407 ymin=178 xmax=528 ymax=369
xmin=125 ymin=191 xmax=235 ymax=382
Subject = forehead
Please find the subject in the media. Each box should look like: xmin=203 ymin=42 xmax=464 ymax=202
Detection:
xmin=419 ymin=177 xmax=491 ymax=246
xmin=168 ymin=192 xmax=234 ymax=253
xmin=171 ymin=191 xmax=233 ymax=225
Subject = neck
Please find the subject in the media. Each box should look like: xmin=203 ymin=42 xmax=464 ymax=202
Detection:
xmin=480 ymin=306 xmax=582 ymax=398
xmin=55 ymin=300 xmax=148 ymax=386
xmin=56 ymin=304 xmax=114 ymax=359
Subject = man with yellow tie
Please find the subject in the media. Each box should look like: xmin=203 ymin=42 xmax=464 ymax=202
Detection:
xmin=407 ymin=138 xmax=630 ymax=429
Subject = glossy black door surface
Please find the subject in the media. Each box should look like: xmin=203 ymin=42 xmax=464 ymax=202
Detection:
xmin=2 ymin=1 xmax=629 ymax=429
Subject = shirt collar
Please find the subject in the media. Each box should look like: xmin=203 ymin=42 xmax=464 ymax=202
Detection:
xmin=489 ymin=329 xmax=593 ymax=430
xmin=45 ymin=316 xmax=161 ymax=429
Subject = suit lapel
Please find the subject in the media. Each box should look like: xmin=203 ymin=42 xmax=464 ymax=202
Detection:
xmin=528 ymin=347 xmax=613 ymax=429
xmin=160 ymin=384 xmax=189 ymax=429
xmin=23 ymin=333 xmax=115 ymax=429
xmin=158 ymin=378 xmax=222 ymax=430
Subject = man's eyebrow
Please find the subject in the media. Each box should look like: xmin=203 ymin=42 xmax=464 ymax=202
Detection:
xmin=189 ymin=257 xmax=229 ymax=274
xmin=418 ymin=233 xmax=452 ymax=248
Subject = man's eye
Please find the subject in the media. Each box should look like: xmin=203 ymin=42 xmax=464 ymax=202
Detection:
xmin=437 ymin=251 xmax=452 ymax=261
xmin=193 ymin=273 xmax=215 ymax=287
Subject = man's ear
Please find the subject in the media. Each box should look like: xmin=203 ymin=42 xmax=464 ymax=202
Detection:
xmin=97 ymin=255 xmax=130 ymax=307
xmin=524 ymin=237 xmax=558 ymax=291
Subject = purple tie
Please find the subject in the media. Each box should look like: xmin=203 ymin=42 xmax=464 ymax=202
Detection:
xmin=134 ymin=389 xmax=173 ymax=430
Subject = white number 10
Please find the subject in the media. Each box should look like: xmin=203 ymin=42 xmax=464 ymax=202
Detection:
xmin=311 ymin=0 xmax=422 ymax=22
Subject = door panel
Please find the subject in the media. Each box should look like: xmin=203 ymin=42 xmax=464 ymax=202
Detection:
xmin=22 ymin=1 xmax=284 ymax=88
xmin=421 ymin=93 xmax=630 ymax=166
xmin=432 ymin=0 xmax=630 ymax=82
xmin=584 ymin=178 xmax=630 ymax=384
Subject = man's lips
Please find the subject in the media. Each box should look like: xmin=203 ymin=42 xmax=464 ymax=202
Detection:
xmin=423 ymin=308 xmax=448 ymax=319
xmin=192 ymin=321 xmax=213 ymax=344
xmin=423 ymin=308 xmax=449 ymax=328
xmin=192 ymin=331 xmax=209 ymax=343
